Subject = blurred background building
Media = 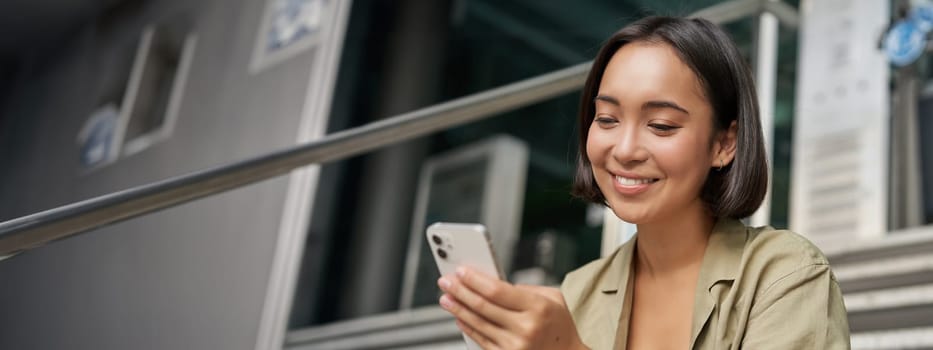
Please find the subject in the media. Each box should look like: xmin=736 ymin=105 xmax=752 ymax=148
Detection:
xmin=0 ymin=0 xmax=931 ymax=349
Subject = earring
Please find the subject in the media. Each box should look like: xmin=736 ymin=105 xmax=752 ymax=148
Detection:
xmin=717 ymin=159 xmax=724 ymax=171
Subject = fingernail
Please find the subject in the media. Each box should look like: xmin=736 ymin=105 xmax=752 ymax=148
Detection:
xmin=456 ymin=267 xmax=466 ymax=277
xmin=438 ymin=277 xmax=451 ymax=289
xmin=439 ymin=294 xmax=453 ymax=309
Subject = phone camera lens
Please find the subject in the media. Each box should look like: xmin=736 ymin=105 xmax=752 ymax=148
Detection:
xmin=437 ymin=248 xmax=448 ymax=259
xmin=431 ymin=235 xmax=443 ymax=245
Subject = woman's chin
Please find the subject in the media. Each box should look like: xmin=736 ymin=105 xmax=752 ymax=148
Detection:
xmin=609 ymin=207 xmax=655 ymax=224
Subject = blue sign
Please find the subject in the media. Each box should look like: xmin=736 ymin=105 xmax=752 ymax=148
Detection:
xmin=267 ymin=0 xmax=325 ymax=52
xmin=911 ymin=4 xmax=933 ymax=32
xmin=884 ymin=19 xmax=927 ymax=67
xmin=78 ymin=104 xmax=119 ymax=168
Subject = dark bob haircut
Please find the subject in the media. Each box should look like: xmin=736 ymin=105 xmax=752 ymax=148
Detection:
xmin=571 ymin=16 xmax=768 ymax=219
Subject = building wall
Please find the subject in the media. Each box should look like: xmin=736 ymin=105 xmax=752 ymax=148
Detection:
xmin=0 ymin=0 xmax=329 ymax=348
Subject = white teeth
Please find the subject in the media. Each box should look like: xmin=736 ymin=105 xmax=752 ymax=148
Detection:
xmin=615 ymin=175 xmax=655 ymax=186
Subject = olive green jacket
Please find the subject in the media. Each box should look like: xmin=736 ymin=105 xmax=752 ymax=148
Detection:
xmin=561 ymin=219 xmax=850 ymax=349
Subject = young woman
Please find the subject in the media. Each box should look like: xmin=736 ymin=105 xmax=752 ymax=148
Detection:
xmin=436 ymin=16 xmax=850 ymax=349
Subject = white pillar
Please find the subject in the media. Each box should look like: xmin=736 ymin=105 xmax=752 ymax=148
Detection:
xmin=750 ymin=2 xmax=779 ymax=227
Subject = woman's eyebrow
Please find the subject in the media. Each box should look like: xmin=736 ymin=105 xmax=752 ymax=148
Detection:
xmin=594 ymin=95 xmax=620 ymax=106
xmin=595 ymin=95 xmax=690 ymax=115
xmin=642 ymin=100 xmax=690 ymax=115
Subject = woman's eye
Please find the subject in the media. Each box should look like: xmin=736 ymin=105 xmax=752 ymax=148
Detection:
xmin=649 ymin=123 xmax=680 ymax=132
xmin=594 ymin=116 xmax=618 ymax=127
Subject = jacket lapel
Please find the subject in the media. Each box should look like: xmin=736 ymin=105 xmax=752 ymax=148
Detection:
xmin=689 ymin=219 xmax=748 ymax=349
xmin=596 ymin=238 xmax=635 ymax=350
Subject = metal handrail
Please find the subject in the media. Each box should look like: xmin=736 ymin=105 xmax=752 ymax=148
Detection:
xmin=0 ymin=62 xmax=590 ymax=259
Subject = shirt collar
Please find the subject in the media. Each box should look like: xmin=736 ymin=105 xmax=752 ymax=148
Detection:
xmin=598 ymin=235 xmax=635 ymax=293
xmin=691 ymin=217 xmax=749 ymax=348
xmin=697 ymin=218 xmax=749 ymax=290
xmin=597 ymin=217 xmax=748 ymax=293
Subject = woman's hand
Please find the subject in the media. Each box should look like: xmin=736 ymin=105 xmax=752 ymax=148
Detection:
xmin=438 ymin=267 xmax=588 ymax=350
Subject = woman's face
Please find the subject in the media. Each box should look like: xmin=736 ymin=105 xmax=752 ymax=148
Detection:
xmin=587 ymin=42 xmax=732 ymax=224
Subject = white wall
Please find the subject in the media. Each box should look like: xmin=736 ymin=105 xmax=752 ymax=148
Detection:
xmin=0 ymin=0 xmax=329 ymax=348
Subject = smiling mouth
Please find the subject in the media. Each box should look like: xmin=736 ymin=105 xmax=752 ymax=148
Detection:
xmin=614 ymin=175 xmax=660 ymax=186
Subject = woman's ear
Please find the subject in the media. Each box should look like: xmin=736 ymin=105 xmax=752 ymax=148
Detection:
xmin=711 ymin=120 xmax=738 ymax=169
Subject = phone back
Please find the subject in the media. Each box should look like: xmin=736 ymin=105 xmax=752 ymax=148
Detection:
xmin=426 ymin=223 xmax=503 ymax=280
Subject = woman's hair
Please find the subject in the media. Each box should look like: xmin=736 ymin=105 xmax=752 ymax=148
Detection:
xmin=571 ymin=16 xmax=768 ymax=219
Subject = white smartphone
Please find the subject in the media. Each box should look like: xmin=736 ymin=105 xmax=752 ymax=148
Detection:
xmin=426 ymin=222 xmax=504 ymax=350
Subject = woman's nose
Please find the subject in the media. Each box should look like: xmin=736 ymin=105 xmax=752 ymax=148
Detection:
xmin=611 ymin=126 xmax=648 ymax=165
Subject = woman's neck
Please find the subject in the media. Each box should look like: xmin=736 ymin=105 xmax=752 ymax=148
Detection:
xmin=634 ymin=201 xmax=715 ymax=279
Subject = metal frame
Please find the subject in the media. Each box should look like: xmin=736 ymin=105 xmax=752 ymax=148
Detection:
xmin=749 ymin=0 xmax=780 ymax=227
xmin=691 ymin=0 xmax=798 ymax=29
xmin=889 ymin=66 xmax=926 ymax=230
xmin=285 ymin=306 xmax=464 ymax=349
xmin=109 ymin=26 xmax=155 ymax=164
xmin=121 ymin=28 xmax=199 ymax=157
